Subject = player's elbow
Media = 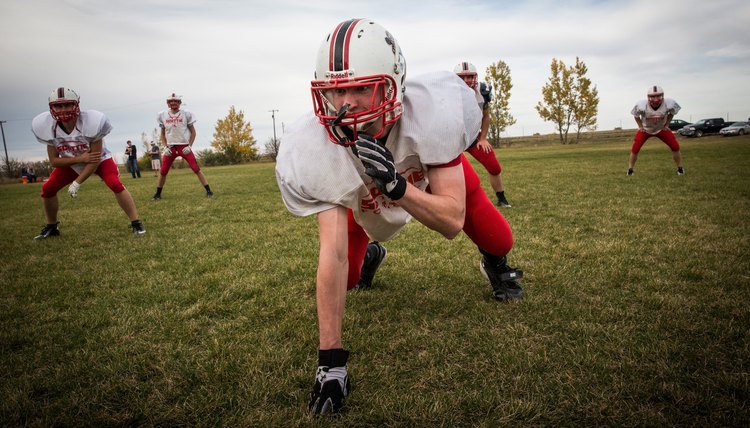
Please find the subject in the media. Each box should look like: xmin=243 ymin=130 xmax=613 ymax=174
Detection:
xmin=440 ymin=215 xmax=465 ymax=240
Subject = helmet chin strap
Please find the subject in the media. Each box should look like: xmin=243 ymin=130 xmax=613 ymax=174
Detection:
xmin=327 ymin=103 xmax=384 ymax=145
xmin=331 ymin=103 xmax=350 ymax=126
xmin=329 ymin=103 xmax=355 ymax=145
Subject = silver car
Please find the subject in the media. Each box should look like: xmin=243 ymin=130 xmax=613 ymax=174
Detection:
xmin=719 ymin=121 xmax=750 ymax=136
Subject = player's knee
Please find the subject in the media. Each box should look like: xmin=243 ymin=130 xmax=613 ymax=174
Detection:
xmin=110 ymin=183 xmax=126 ymax=193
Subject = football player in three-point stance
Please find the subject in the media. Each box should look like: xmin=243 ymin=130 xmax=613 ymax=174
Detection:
xmin=30 ymin=87 xmax=146 ymax=239
xmin=275 ymin=19 xmax=524 ymax=415
xmin=152 ymin=93 xmax=214 ymax=200
xmin=454 ymin=61 xmax=512 ymax=208
xmin=628 ymin=85 xmax=684 ymax=176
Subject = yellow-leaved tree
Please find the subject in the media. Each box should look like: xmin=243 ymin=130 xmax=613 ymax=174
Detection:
xmin=536 ymin=57 xmax=598 ymax=144
xmin=484 ymin=60 xmax=516 ymax=146
xmin=571 ymin=58 xmax=599 ymax=143
xmin=211 ymin=106 xmax=258 ymax=163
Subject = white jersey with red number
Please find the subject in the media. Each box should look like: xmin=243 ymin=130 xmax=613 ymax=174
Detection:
xmin=157 ymin=109 xmax=195 ymax=146
xmin=275 ymin=71 xmax=481 ymax=242
xmin=31 ymin=110 xmax=113 ymax=175
xmin=631 ymin=98 xmax=681 ymax=134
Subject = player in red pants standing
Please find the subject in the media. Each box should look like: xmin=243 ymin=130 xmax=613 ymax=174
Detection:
xmin=454 ymin=61 xmax=512 ymax=207
xmin=628 ymin=85 xmax=684 ymax=176
xmin=31 ymin=87 xmax=146 ymax=240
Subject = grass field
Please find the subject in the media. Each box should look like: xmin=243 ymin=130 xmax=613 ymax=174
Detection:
xmin=1 ymin=135 xmax=749 ymax=426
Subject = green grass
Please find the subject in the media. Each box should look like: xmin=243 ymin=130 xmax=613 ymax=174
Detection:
xmin=1 ymin=135 xmax=749 ymax=426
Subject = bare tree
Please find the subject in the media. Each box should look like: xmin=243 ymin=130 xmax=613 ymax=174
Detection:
xmin=263 ymin=137 xmax=281 ymax=161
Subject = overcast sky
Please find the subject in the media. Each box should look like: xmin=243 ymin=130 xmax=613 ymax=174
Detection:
xmin=1 ymin=0 xmax=748 ymax=163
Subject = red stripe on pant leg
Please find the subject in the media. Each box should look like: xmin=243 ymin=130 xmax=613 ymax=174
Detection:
xmin=347 ymin=209 xmax=369 ymax=290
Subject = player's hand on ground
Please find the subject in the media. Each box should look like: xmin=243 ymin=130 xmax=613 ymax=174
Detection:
xmin=354 ymin=135 xmax=407 ymax=200
xmin=68 ymin=181 xmax=81 ymax=198
xmin=309 ymin=366 xmax=350 ymax=415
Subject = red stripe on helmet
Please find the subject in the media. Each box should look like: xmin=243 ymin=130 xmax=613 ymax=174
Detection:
xmin=329 ymin=19 xmax=361 ymax=72
xmin=341 ymin=19 xmax=361 ymax=71
xmin=57 ymin=87 xmax=65 ymax=99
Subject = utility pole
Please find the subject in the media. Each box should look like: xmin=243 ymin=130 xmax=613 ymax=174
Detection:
xmin=0 ymin=120 xmax=8 ymax=177
xmin=269 ymin=110 xmax=279 ymax=145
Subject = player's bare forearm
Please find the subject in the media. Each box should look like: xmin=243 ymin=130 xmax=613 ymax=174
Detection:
xmin=316 ymin=207 xmax=349 ymax=349
xmin=397 ymin=165 xmax=465 ymax=239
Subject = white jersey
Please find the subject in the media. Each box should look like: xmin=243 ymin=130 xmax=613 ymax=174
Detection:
xmin=31 ymin=110 xmax=113 ymax=175
xmin=157 ymin=109 xmax=195 ymax=146
xmin=631 ymin=98 xmax=680 ymax=134
xmin=276 ymin=71 xmax=481 ymax=242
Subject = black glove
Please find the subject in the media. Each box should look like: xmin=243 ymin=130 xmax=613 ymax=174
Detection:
xmin=354 ymin=135 xmax=407 ymax=200
xmin=309 ymin=349 xmax=350 ymax=415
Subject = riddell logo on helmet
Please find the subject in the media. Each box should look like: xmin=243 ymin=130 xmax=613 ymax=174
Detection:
xmin=327 ymin=71 xmax=353 ymax=79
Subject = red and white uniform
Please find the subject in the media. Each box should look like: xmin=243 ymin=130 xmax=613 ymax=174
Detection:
xmin=466 ymin=81 xmax=502 ymax=175
xmin=157 ymin=108 xmax=201 ymax=174
xmin=277 ymin=71 xmax=480 ymax=242
xmin=631 ymin=98 xmax=681 ymax=134
xmin=31 ymin=110 xmax=113 ymax=174
xmin=630 ymin=98 xmax=682 ymax=153
xmin=31 ymin=110 xmax=125 ymax=197
xmin=278 ymin=71 xmax=514 ymax=289
xmin=157 ymin=108 xmax=195 ymax=146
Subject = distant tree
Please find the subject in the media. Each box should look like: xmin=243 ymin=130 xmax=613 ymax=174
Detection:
xmin=536 ymin=58 xmax=574 ymax=144
xmin=196 ymin=149 xmax=226 ymax=167
xmin=484 ymin=60 xmax=516 ymax=146
xmin=139 ymin=131 xmax=151 ymax=160
xmin=571 ymin=58 xmax=599 ymax=143
xmin=211 ymin=106 xmax=258 ymax=163
xmin=263 ymin=137 xmax=281 ymax=161
xmin=536 ymin=57 xmax=598 ymax=144
xmin=152 ymin=128 xmax=160 ymax=146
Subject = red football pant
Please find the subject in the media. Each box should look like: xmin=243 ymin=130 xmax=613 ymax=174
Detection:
xmin=631 ymin=129 xmax=681 ymax=154
xmin=161 ymin=144 xmax=201 ymax=175
xmin=467 ymin=144 xmax=502 ymax=175
xmin=41 ymin=158 xmax=125 ymax=198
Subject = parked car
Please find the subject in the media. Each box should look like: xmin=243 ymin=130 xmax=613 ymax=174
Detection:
xmin=719 ymin=121 xmax=750 ymax=137
xmin=669 ymin=119 xmax=691 ymax=131
xmin=678 ymin=118 xmax=734 ymax=137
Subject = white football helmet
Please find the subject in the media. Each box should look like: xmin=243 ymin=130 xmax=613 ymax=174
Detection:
xmin=311 ymin=19 xmax=407 ymax=145
xmin=454 ymin=62 xmax=478 ymax=89
xmin=167 ymin=93 xmax=182 ymax=109
xmin=48 ymin=87 xmax=80 ymax=122
xmin=647 ymin=85 xmax=664 ymax=108
xmin=647 ymin=85 xmax=664 ymax=96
